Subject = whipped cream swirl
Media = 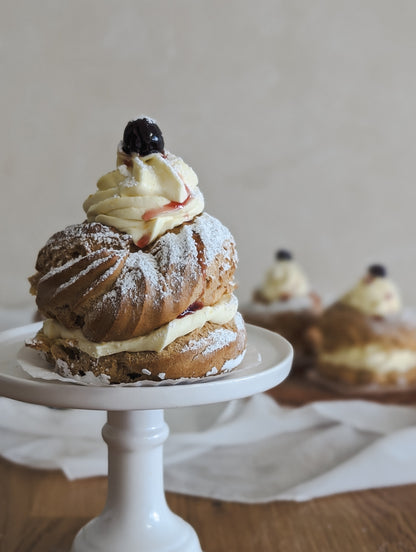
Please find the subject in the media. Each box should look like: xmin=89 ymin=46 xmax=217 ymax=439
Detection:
xmin=83 ymin=146 xmax=204 ymax=247
xmin=340 ymin=273 xmax=402 ymax=317
xmin=259 ymin=258 xmax=310 ymax=303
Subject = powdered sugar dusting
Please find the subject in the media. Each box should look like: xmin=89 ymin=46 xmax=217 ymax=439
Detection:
xmin=46 ymin=251 xmax=118 ymax=296
xmin=204 ymin=349 xmax=246 ymax=377
xmin=193 ymin=213 xmax=235 ymax=266
xmin=182 ymin=328 xmax=237 ymax=356
xmin=79 ymin=254 xmax=127 ymax=300
xmin=205 ymin=366 xmax=218 ymax=376
xmin=111 ymin=250 xmax=168 ymax=308
xmin=34 ymin=213 xmax=238 ymax=341
xmin=221 ymin=350 xmax=246 ymax=372
xmin=38 ymin=216 xmax=234 ymax=305
xmin=39 ymin=223 xmax=130 ymax=270
xmin=234 ymin=312 xmax=245 ymax=332
xmin=130 ymin=252 xmax=163 ymax=292
xmin=152 ymin=223 xmax=199 ymax=288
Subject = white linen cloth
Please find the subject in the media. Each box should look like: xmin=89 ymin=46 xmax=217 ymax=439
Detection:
xmin=1 ymin=308 xmax=416 ymax=503
xmin=1 ymin=394 xmax=416 ymax=502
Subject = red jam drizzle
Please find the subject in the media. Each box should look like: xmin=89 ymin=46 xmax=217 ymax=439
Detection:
xmin=142 ymin=185 xmax=192 ymax=222
xmin=177 ymin=301 xmax=204 ymax=318
xmin=136 ymin=233 xmax=150 ymax=248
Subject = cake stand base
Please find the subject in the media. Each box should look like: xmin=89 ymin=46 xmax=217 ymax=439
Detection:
xmin=71 ymin=410 xmax=202 ymax=552
xmin=0 ymin=323 xmax=293 ymax=552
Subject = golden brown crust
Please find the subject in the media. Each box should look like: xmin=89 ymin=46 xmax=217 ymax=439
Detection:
xmin=316 ymin=361 xmax=416 ymax=386
xmin=27 ymin=315 xmax=247 ymax=384
xmin=29 ymin=213 xmax=237 ymax=342
xmin=316 ymin=302 xmax=416 ymax=352
xmin=243 ymin=309 xmax=317 ymax=353
xmin=242 ymin=299 xmax=321 ymax=370
xmin=310 ymin=302 xmax=416 ymax=385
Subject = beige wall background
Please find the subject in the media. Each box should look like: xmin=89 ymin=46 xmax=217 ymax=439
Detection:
xmin=2 ymin=0 xmax=416 ymax=311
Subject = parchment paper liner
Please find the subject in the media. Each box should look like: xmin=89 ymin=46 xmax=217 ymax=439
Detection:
xmin=17 ymin=344 xmax=258 ymax=387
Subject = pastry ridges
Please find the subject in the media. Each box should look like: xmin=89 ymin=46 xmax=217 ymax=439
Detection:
xmin=29 ymin=212 xmax=237 ymax=343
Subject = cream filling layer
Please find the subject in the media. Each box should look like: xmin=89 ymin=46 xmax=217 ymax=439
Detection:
xmin=321 ymin=344 xmax=416 ymax=374
xmin=43 ymin=294 xmax=238 ymax=358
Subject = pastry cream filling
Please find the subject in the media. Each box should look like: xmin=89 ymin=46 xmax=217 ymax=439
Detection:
xmin=340 ymin=276 xmax=401 ymax=317
xmin=83 ymin=149 xmax=204 ymax=247
xmin=260 ymin=259 xmax=310 ymax=303
xmin=321 ymin=344 xmax=416 ymax=374
xmin=43 ymin=294 xmax=238 ymax=358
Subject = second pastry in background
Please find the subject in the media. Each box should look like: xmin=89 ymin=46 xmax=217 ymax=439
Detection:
xmin=241 ymin=249 xmax=322 ymax=372
xmin=310 ymin=264 xmax=416 ymax=387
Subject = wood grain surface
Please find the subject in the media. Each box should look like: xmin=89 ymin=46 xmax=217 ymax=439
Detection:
xmin=1 ymin=371 xmax=416 ymax=552
xmin=1 ymin=457 xmax=416 ymax=552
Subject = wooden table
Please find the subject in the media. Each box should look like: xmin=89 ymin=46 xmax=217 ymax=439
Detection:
xmin=2 ymin=373 xmax=416 ymax=552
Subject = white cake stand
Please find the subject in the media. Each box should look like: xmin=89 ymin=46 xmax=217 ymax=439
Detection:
xmin=0 ymin=323 xmax=292 ymax=552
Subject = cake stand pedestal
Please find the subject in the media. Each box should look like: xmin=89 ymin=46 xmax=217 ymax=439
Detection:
xmin=72 ymin=409 xmax=199 ymax=552
xmin=0 ymin=323 xmax=293 ymax=552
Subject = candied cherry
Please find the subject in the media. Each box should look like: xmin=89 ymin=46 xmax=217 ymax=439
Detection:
xmin=276 ymin=249 xmax=293 ymax=261
xmin=368 ymin=264 xmax=387 ymax=278
xmin=122 ymin=117 xmax=165 ymax=156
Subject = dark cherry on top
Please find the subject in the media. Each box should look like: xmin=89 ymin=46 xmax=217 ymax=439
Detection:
xmin=122 ymin=117 xmax=165 ymax=156
xmin=276 ymin=249 xmax=293 ymax=261
xmin=368 ymin=264 xmax=387 ymax=278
